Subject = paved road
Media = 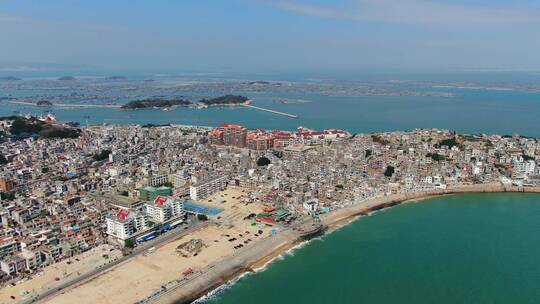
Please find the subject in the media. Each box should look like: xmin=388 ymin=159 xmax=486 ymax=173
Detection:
xmin=20 ymin=220 xmax=207 ymax=304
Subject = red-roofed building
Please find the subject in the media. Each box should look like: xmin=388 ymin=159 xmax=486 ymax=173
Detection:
xmin=210 ymin=122 xmax=350 ymax=150
xmin=209 ymin=123 xmax=247 ymax=148
xmin=154 ymin=196 xmax=168 ymax=206
xmin=247 ymin=132 xmax=274 ymax=151
xmin=145 ymin=197 xmax=184 ymax=223
xmin=106 ymin=209 xmax=148 ymax=241
xmin=116 ymin=209 xmax=130 ymax=220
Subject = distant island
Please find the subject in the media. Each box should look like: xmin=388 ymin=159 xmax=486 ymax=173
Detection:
xmin=58 ymin=76 xmax=77 ymax=81
xmin=121 ymin=95 xmax=250 ymax=110
xmin=200 ymin=95 xmax=250 ymax=106
xmin=245 ymin=80 xmax=283 ymax=86
xmin=121 ymin=98 xmax=192 ymax=109
xmin=106 ymin=76 xmax=128 ymax=80
xmin=36 ymin=100 xmax=53 ymax=107
xmin=0 ymin=76 xmax=21 ymax=81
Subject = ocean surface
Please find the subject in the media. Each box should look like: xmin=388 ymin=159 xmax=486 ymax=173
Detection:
xmin=1 ymin=71 xmax=540 ymax=137
xmin=205 ymin=193 xmax=540 ymax=304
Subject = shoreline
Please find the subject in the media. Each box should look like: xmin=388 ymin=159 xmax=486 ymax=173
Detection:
xmin=152 ymin=184 xmax=540 ymax=304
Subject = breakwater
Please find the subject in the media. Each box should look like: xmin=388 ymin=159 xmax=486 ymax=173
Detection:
xmin=241 ymin=104 xmax=298 ymax=118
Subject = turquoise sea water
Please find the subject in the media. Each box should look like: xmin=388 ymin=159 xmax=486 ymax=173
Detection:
xmin=2 ymin=88 xmax=540 ymax=137
xmin=206 ymin=194 xmax=540 ymax=304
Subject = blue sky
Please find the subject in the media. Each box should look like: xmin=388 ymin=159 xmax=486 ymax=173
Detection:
xmin=1 ymin=0 xmax=540 ymax=73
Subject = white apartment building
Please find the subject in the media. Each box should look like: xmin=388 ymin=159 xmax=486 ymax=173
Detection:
xmin=0 ymin=255 xmax=26 ymax=275
xmin=303 ymin=198 xmax=319 ymax=214
xmin=106 ymin=209 xmax=148 ymax=240
xmin=55 ymin=181 xmax=67 ymax=194
xmin=513 ymin=160 xmax=536 ymax=179
xmin=144 ymin=196 xmax=185 ymax=223
xmin=149 ymin=174 xmax=168 ymax=187
xmin=20 ymin=249 xmax=43 ymax=271
xmin=190 ymin=175 xmax=227 ymax=200
xmin=421 ymin=176 xmax=433 ymax=184
xmin=173 ymin=171 xmax=188 ymax=188
xmin=404 ymin=176 xmax=414 ymax=189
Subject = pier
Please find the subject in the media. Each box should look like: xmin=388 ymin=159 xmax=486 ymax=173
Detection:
xmin=241 ymin=104 xmax=298 ymax=118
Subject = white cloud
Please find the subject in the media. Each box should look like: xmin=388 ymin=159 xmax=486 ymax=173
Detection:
xmin=270 ymin=0 xmax=540 ymax=27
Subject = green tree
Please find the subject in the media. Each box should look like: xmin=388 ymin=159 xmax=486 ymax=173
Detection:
xmin=0 ymin=154 xmax=7 ymax=165
xmin=124 ymin=239 xmax=135 ymax=248
xmin=93 ymin=149 xmax=112 ymax=161
xmin=0 ymin=192 xmax=15 ymax=201
xmin=427 ymin=153 xmax=446 ymax=162
xmin=257 ymin=156 xmax=271 ymax=167
xmin=523 ymin=155 xmax=535 ymax=161
xmin=384 ymin=166 xmax=395 ymax=177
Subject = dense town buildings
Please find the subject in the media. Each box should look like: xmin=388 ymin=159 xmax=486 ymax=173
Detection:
xmin=0 ymin=119 xmax=539 ymax=285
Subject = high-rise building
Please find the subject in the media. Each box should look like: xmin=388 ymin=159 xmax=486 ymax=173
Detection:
xmin=209 ymin=123 xmax=247 ymax=148
xmin=148 ymin=174 xmax=168 ymax=187
xmin=190 ymin=175 xmax=227 ymax=200
xmin=144 ymin=196 xmax=185 ymax=223
xmin=106 ymin=209 xmax=148 ymax=240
